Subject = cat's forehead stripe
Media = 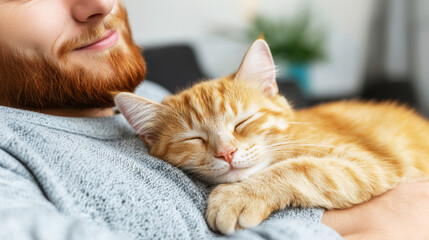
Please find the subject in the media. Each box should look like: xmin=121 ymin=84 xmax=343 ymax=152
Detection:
xmin=181 ymin=92 xmax=205 ymax=126
xmin=213 ymin=97 xmax=222 ymax=114
xmin=193 ymin=87 xmax=215 ymax=117
xmin=180 ymin=82 xmax=241 ymax=124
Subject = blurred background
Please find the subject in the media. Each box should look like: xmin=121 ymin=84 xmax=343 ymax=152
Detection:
xmin=122 ymin=0 xmax=429 ymax=117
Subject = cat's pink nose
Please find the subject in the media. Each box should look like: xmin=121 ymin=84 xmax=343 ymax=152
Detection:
xmin=216 ymin=147 xmax=237 ymax=164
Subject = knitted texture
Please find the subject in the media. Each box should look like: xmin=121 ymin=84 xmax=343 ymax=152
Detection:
xmin=0 ymin=105 xmax=340 ymax=240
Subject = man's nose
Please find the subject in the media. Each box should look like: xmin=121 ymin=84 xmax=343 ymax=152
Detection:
xmin=72 ymin=0 xmax=115 ymax=23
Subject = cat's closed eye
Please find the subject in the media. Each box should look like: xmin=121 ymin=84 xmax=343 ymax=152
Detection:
xmin=183 ymin=137 xmax=206 ymax=144
xmin=235 ymin=115 xmax=254 ymax=133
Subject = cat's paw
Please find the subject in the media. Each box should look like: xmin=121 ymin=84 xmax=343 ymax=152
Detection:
xmin=206 ymin=183 xmax=273 ymax=235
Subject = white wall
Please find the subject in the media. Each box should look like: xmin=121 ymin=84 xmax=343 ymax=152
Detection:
xmin=122 ymin=0 xmax=375 ymax=97
xmin=122 ymin=0 xmax=257 ymax=78
xmin=385 ymin=0 xmax=409 ymax=79
xmin=123 ymin=0 xmax=252 ymax=44
xmin=415 ymin=0 xmax=429 ymax=116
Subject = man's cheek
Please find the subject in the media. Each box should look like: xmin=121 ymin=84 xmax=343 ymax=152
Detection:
xmin=1 ymin=2 xmax=68 ymax=58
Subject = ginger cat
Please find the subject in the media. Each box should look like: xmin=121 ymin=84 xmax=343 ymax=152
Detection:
xmin=115 ymin=39 xmax=429 ymax=235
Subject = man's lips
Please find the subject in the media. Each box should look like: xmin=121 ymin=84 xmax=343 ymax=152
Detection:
xmin=74 ymin=30 xmax=119 ymax=52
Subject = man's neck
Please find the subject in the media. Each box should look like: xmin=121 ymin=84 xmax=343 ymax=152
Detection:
xmin=0 ymin=103 xmax=116 ymax=117
xmin=0 ymin=98 xmax=115 ymax=117
xmin=32 ymin=107 xmax=116 ymax=117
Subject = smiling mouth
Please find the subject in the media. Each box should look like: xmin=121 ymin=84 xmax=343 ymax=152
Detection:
xmin=74 ymin=30 xmax=119 ymax=52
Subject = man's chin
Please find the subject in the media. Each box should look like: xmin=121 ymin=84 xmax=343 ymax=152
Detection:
xmin=64 ymin=54 xmax=117 ymax=78
xmin=0 ymin=38 xmax=145 ymax=109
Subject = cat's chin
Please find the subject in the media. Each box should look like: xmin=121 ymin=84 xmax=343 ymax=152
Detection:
xmin=217 ymin=168 xmax=251 ymax=183
xmin=209 ymin=161 xmax=270 ymax=184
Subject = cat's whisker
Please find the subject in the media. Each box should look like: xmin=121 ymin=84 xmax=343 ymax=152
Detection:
xmin=281 ymin=144 xmax=347 ymax=153
xmin=264 ymin=141 xmax=335 ymax=148
xmin=243 ymin=151 xmax=264 ymax=164
xmin=264 ymin=141 xmax=348 ymax=155
xmin=266 ymin=146 xmax=346 ymax=158
xmin=266 ymin=144 xmax=340 ymax=151
xmin=287 ymin=122 xmax=314 ymax=125
xmin=263 ymin=134 xmax=318 ymax=141
xmin=265 ymin=148 xmax=340 ymax=158
xmin=265 ymin=147 xmax=335 ymax=154
xmin=264 ymin=141 xmax=346 ymax=151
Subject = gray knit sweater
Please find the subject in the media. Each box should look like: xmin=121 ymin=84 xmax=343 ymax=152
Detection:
xmin=0 ymin=85 xmax=341 ymax=240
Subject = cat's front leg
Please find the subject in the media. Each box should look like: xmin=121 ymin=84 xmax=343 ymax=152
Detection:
xmin=206 ymin=181 xmax=275 ymax=235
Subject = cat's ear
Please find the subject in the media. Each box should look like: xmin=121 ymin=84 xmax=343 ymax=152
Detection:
xmin=235 ymin=39 xmax=278 ymax=97
xmin=114 ymin=92 xmax=165 ymax=147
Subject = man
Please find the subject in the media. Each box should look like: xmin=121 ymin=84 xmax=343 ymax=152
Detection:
xmin=0 ymin=0 xmax=428 ymax=239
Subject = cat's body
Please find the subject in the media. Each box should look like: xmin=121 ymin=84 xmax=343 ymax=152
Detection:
xmin=115 ymin=39 xmax=429 ymax=234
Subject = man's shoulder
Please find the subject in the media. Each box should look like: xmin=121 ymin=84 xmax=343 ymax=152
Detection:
xmin=0 ymin=107 xmax=27 ymax=140
xmin=0 ymin=106 xmax=50 ymax=139
xmin=0 ymin=106 xmax=38 ymax=124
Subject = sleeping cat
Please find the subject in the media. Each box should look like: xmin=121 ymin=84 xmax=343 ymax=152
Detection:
xmin=114 ymin=39 xmax=429 ymax=235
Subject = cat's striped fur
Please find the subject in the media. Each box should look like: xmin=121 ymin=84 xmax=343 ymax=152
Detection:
xmin=115 ymin=39 xmax=429 ymax=234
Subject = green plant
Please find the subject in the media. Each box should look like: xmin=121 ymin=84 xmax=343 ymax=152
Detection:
xmin=248 ymin=10 xmax=326 ymax=63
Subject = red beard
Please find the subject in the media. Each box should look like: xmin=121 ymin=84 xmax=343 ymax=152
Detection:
xmin=0 ymin=3 xmax=145 ymax=109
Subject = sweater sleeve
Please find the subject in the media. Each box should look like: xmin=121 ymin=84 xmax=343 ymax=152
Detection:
xmin=0 ymin=149 xmax=126 ymax=240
